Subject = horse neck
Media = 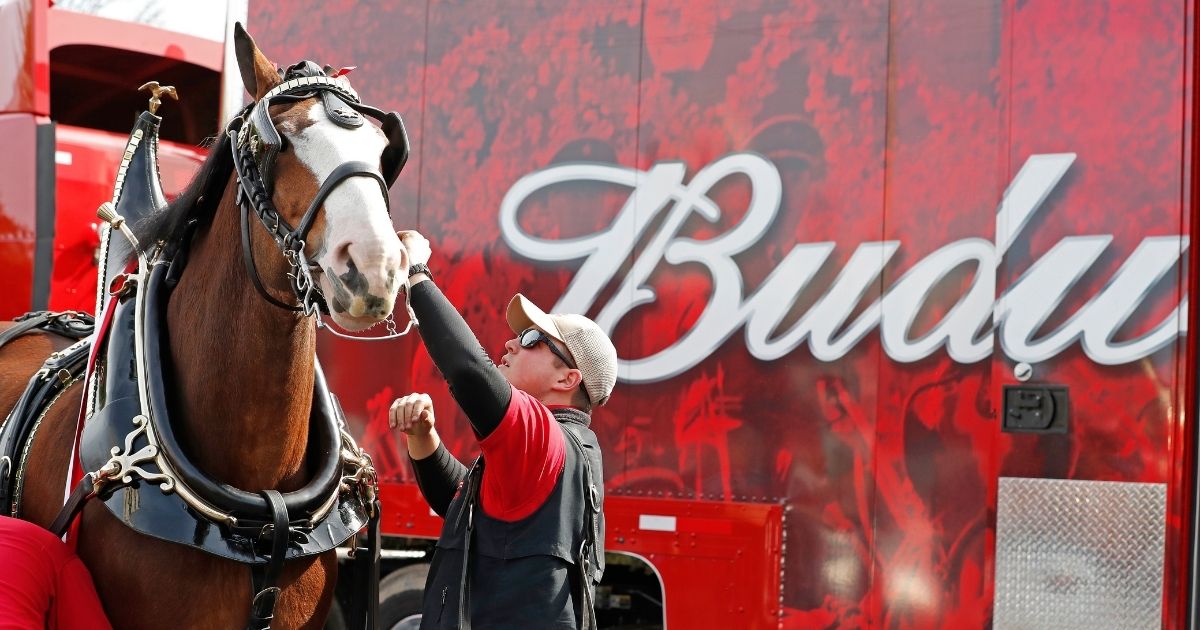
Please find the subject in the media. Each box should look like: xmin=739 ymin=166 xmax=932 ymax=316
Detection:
xmin=166 ymin=185 xmax=316 ymax=492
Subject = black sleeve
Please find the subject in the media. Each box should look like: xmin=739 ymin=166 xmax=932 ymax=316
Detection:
xmin=410 ymin=444 xmax=468 ymax=517
xmin=408 ymin=280 xmax=512 ymax=439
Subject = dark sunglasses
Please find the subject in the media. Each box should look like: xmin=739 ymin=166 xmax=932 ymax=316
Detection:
xmin=519 ymin=327 xmax=577 ymax=370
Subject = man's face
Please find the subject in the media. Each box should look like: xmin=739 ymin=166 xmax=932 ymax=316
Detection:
xmin=497 ymin=328 xmax=571 ymax=397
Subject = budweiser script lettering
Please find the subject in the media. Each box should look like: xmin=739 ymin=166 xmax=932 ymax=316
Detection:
xmin=500 ymin=153 xmax=1187 ymax=383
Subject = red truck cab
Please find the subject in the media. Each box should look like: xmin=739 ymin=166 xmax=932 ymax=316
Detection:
xmin=0 ymin=3 xmax=218 ymax=319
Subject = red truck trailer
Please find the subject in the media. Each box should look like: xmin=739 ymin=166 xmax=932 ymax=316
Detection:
xmin=248 ymin=2 xmax=1200 ymax=628
xmin=3 ymin=0 xmax=1199 ymax=628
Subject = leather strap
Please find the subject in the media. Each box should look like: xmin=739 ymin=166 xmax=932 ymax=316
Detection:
xmin=240 ymin=196 xmax=302 ymax=312
xmin=0 ymin=313 xmax=92 ymax=517
xmin=351 ymin=499 xmax=382 ymax=630
xmin=293 ymin=160 xmax=388 ymax=241
xmin=0 ymin=312 xmax=54 ymax=350
xmin=48 ymin=472 xmax=97 ymax=537
xmin=248 ymin=489 xmax=290 ymax=630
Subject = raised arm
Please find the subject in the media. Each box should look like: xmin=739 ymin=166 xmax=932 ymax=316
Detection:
xmin=396 ymin=232 xmax=566 ymax=521
xmin=401 ymin=232 xmax=511 ymax=438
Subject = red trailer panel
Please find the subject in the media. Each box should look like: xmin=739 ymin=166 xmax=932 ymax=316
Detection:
xmin=248 ymin=0 xmax=1199 ymax=627
xmin=0 ymin=113 xmax=39 ymax=319
xmin=2 ymin=0 xmax=1196 ymax=627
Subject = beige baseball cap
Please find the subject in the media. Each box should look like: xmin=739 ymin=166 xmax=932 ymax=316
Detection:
xmin=506 ymin=294 xmax=618 ymax=407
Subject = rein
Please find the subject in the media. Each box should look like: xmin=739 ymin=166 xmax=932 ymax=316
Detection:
xmin=229 ymin=69 xmax=417 ymax=341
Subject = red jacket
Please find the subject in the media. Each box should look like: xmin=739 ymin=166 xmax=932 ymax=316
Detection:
xmin=0 ymin=516 xmax=111 ymax=630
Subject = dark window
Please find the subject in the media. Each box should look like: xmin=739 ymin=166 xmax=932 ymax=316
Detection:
xmin=50 ymin=45 xmax=220 ymax=146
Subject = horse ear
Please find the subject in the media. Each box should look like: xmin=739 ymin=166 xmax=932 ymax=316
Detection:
xmin=233 ymin=22 xmax=280 ymax=101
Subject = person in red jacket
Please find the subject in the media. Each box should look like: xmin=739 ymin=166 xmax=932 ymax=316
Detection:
xmin=0 ymin=516 xmax=112 ymax=630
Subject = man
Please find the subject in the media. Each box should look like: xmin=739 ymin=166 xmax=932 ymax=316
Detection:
xmin=389 ymin=231 xmax=616 ymax=629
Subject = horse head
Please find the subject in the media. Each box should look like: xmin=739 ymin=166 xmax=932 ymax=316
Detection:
xmin=232 ymin=25 xmax=409 ymax=331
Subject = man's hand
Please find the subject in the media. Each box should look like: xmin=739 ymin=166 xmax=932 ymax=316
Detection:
xmin=397 ymin=230 xmax=431 ymax=266
xmin=390 ymin=392 xmax=436 ymax=436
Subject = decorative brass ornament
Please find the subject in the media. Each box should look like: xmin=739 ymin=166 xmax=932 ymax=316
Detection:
xmin=95 ymin=415 xmax=175 ymax=493
xmin=138 ymin=81 xmax=178 ymax=115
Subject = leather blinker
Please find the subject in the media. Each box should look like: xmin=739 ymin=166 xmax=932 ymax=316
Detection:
xmin=321 ymin=91 xmax=364 ymax=129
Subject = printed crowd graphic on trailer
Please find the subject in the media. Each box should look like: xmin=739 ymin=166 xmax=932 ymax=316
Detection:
xmin=501 ymin=154 xmax=1185 ymax=383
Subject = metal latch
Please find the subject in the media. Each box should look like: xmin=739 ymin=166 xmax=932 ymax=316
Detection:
xmin=1001 ymin=384 xmax=1069 ymax=434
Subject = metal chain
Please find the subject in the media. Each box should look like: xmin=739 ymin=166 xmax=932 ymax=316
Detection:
xmin=314 ymin=309 xmax=416 ymax=342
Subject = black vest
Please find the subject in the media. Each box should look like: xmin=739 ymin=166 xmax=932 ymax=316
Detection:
xmin=420 ymin=409 xmax=605 ymax=629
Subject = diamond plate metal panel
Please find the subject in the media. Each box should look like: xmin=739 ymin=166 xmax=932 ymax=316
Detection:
xmin=994 ymin=478 xmax=1166 ymax=630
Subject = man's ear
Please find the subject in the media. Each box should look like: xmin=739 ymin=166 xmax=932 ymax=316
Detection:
xmin=233 ymin=22 xmax=281 ymax=101
xmin=553 ymin=369 xmax=584 ymax=393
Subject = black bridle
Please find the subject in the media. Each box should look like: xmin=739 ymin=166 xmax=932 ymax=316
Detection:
xmin=228 ymin=63 xmax=411 ymax=324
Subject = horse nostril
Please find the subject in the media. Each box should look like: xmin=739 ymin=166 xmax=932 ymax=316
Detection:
xmin=336 ymin=252 xmax=370 ymax=297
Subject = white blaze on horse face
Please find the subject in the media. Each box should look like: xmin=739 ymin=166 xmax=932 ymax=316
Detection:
xmin=287 ymin=101 xmax=405 ymax=329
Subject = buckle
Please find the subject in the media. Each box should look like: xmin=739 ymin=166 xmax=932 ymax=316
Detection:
xmin=250 ymin=586 xmax=281 ymax=619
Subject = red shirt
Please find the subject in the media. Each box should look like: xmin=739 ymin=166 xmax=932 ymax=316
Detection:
xmin=0 ymin=516 xmax=111 ymax=630
xmin=477 ymin=385 xmax=568 ymax=522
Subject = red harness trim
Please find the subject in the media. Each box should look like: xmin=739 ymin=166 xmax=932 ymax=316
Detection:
xmin=62 ymin=295 xmax=121 ymax=547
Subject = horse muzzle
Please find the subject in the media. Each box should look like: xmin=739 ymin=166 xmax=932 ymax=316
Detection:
xmin=320 ymin=261 xmax=404 ymax=329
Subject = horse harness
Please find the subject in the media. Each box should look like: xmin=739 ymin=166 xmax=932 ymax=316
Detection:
xmin=0 ymin=311 xmax=93 ymax=517
xmin=0 ymin=63 xmax=415 ymax=630
xmin=230 ymin=61 xmax=411 ymax=324
xmin=0 ymin=299 xmax=378 ymax=629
